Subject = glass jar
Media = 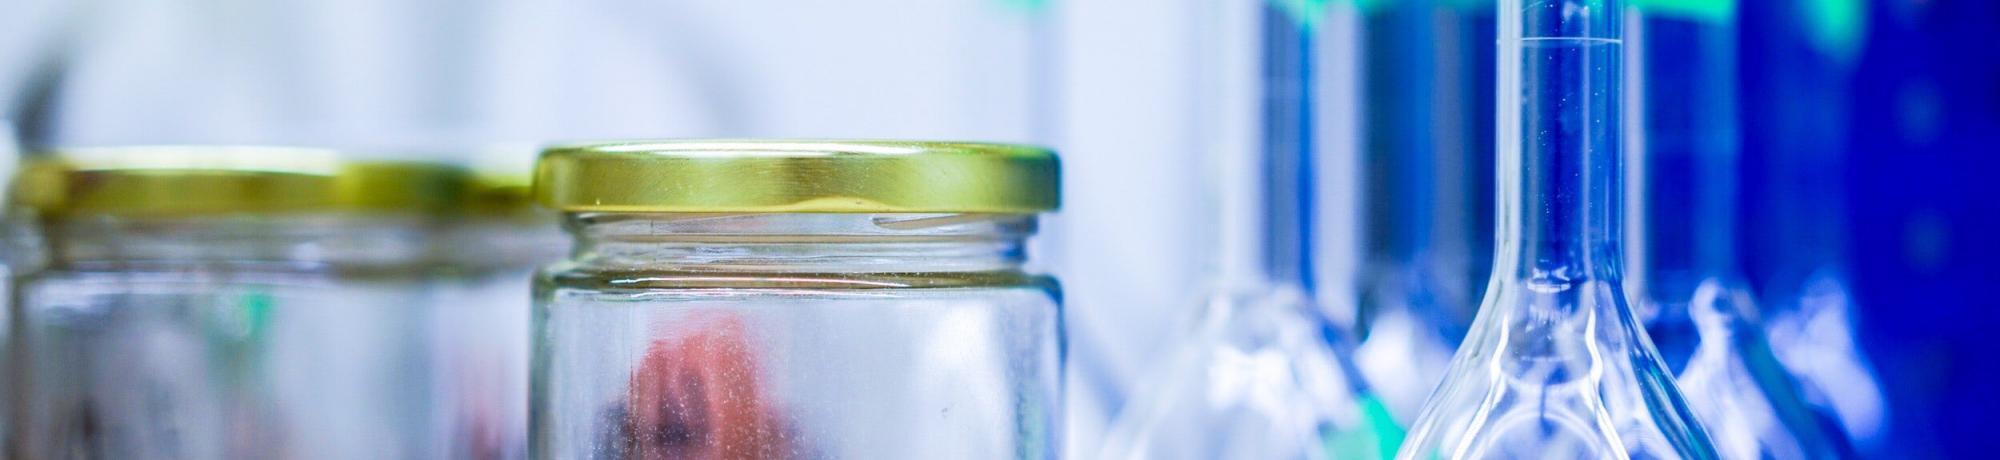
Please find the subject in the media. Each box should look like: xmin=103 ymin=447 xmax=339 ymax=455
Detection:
xmin=1 ymin=158 xmax=51 ymax=446
xmin=425 ymin=166 xmax=567 ymax=459
xmin=5 ymin=147 xmax=467 ymax=459
xmin=530 ymin=140 xmax=1061 ymax=459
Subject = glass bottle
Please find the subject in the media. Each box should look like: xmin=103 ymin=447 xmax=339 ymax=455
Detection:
xmin=425 ymin=157 xmax=568 ymax=460
xmin=1353 ymin=0 xmax=1477 ymax=424
xmin=1100 ymin=2 xmax=1400 ymax=458
xmin=1443 ymin=0 xmax=1501 ymax=327
xmin=1740 ymin=0 xmax=1887 ymax=451
xmin=529 ymin=140 xmax=1062 ymax=459
xmin=1625 ymin=2 xmax=1856 ymax=458
xmin=1395 ymin=0 xmax=1720 ymax=458
xmin=6 ymin=147 xmax=467 ymax=459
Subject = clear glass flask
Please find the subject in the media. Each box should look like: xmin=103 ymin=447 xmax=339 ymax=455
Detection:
xmin=1353 ymin=0 xmax=1478 ymax=424
xmin=426 ymin=162 xmax=568 ymax=459
xmin=1100 ymin=2 xmax=1400 ymax=458
xmin=1443 ymin=0 xmax=1500 ymax=327
xmin=1740 ymin=0 xmax=1887 ymax=451
xmin=529 ymin=140 xmax=1062 ymax=459
xmin=1395 ymin=0 xmax=1721 ymax=458
xmin=6 ymin=147 xmax=467 ymax=459
xmin=1626 ymin=3 xmax=1856 ymax=458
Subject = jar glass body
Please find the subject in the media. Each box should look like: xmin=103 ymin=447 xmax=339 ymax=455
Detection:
xmin=7 ymin=214 xmax=436 ymax=459
xmin=531 ymin=213 xmax=1061 ymax=459
xmin=425 ymin=212 xmax=568 ymax=459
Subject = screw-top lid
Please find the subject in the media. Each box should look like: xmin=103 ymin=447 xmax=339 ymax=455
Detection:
xmin=534 ymin=140 xmax=1060 ymax=214
xmin=16 ymin=146 xmax=468 ymax=217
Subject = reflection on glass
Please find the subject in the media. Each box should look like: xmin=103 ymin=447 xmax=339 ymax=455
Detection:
xmin=1353 ymin=0 xmax=1479 ymax=424
xmin=594 ymin=315 xmax=796 ymax=459
xmin=426 ymin=167 xmax=568 ymax=459
xmin=1742 ymin=0 xmax=1887 ymax=451
xmin=533 ymin=213 xmax=1061 ymax=460
xmin=1626 ymin=3 xmax=1856 ymax=458
xmin=1099 ymin=3 xmax=1399 ymax=458
xmin=12 ymin=217 xmax=436 ymax=459
xmin=1396 ymin=0 xmax=1720 ymax=458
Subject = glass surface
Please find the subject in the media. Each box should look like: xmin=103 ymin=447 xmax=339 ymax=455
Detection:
xmin=1100 ymin=283 xmax=1399 ymax=460
xmin=1741 ymin=0 xmax=1886 ymax=450
xmin=1760 ymin=271 xmax=1882 ymax=451
xmin=427 ymin=266 xmax=536 ymax=460
xmin=0 ymin=209 xmax=37 ymax=446
xmin=425 ymin=217 xmax=566 ymax=459
xmin=1101 ymin=3 xmax=1398 ymax=458
xmin=1628 ymin=9 xmax=1856 ymax=459
xmin=1395 ymin=1 xmax=1719 ymax=458
xmin=1353 ymin=0 xmax=1478 ymax=424
xmin=7 ymin=215 xmax=435 ymax=459
xmin=14 ymin=271 xmax=427 ymax=459
xmin=531 ymin=213 xmax=1060 ymax=459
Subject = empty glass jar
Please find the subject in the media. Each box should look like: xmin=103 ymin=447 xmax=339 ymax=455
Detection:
xmin=425 ymin=166 xmax=567 ymax=459
xmin=6 ymin=147 xmax=467 ymax=459
xmin=530 ymin=140 xmax=1062 ymax=459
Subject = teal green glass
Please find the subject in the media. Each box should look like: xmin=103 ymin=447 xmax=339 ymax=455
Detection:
xmin=1395 ymin=0 xmax=1718 ymax=458
xmin=1627 ymin=5 xmax=1857 ymax=459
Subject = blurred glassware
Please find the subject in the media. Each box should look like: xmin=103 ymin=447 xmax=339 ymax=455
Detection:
xmin=1441 ymin=0 xmax=1500 ymax=328
xmin=1351 ymin=0 xmax=1484 ymax=424
xmin=0 ymin=120 xmax=35 ymax=445
xmin=530 ymin=141 xmax=1063 ymax=459
xmin=422 ymin=147 xmax=567 ymax=460
xmin=1625 ymin=2 xmax=1857 ymax=458
xmin=6 ymin=147 xmax=465 ymax=458
xmin=1740 ymin=0 xmax=1887 ymax=451
xmin=1395 ymin=0 xmax=1720 ymax=458
xmin=1099 ymin=3 xmax=1400 ymax=458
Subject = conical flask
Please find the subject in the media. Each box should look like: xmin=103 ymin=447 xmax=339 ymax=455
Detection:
xmin=1352 ymin=0 xmax=1477 ymax=424
xmin=1625 ymin=3 xmax=1857 ymax=458
xmin=1099 ymin=2 xmax=1400 ymax=458
xmin=1395 ymin=0 xmax=1719 ymax=458
xmin=1740 ymin=0 xmax=1888 ymax=451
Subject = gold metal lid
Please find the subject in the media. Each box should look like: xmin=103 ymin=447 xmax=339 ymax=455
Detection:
xmin=460 ymin=145 xmax=540 ymax=216
xmin=535 ymin=140 xmax=1061 ymax=213
xmin=20 ymin=146 xmax=468 ymax=216
xmin=465 ymin=171 xmax=534 ymax=216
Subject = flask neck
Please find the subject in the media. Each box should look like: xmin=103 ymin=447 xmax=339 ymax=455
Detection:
xmin=564 ymin=213 xmax=1033 ymax=274
xmin=1632 ymin=15 xmax=1741 ymax=301
xmin=1494 ymin=0 xmax=1626 ymax=285
xmin=1755 ymin=15 xmax=1855 ymax=275
xmin=1362 ymin=3 xmax=1442 ymax=265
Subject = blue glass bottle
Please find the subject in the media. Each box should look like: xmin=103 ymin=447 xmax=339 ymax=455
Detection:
xmin=1626 ymin=2 xmax=1856 ymax=458
xmin=1352 ymin=0 xmax=1475 ymax=424
xmin=1740 ymin=0 xmax=1888 ymax=452
xmin=1396 ymin=0 xmax=1718 ymax=457
xmin=1442 ymin=0 xmax=1500 ymax=334
xmin=1099 ymin=2 xmax=1400 ymax=458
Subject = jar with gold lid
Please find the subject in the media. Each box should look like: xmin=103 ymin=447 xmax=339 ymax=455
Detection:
xmin=530 ymin=140 xmax=1062 ymax=459
xmin=7 ymin=146 xmax=467 ymax=459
